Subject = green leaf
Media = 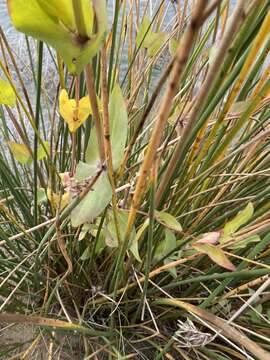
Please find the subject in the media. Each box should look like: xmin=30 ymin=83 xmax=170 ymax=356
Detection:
xmin=155 ymin=211 xmax=182 ymax=232
xmin=154 ymin=229 xmax=176 ymax=262
xmin=37 ymin=141 xmax=49 ymax=160
xmin=71 ymin=171 xmax=112 ymax=227
xmin=229 ymin=234 xmax=261 ymax=249
xmin=79 ymin=223 xmax=92 ymax=241
xmin=85 ymin=125 xmax=100 ymax=168
xmin=7 ymin=141 xmax=31 ymax=164
xmin=86 ymin=83 xmax=127 ymax=171
xmin=8 ymin=0 xmax=107 ymax=75
xmin=105 ymin=210 xmax=141 ymax=261
xmin=169 ymin=38 xmax=178 ymax=56
xmin=146 ymin=32 xmax=169 ymax=57
xmin=75 ymin=161 xmax=97 ymax=182
xmin=136 ymin=16 xmax=151 ymax=48
xmin=0 ymin=78 xmax=16 ymax=106
xmin=37 ymin=188 xmax=47 ymax=204
xmin=193 ymin=243 xmax=236 ymax=271
xmin=163 ymin=257 xmax=177 ymax=278
xmin=80 ymin=246 xmax=91 ymax=261
xmin=221 ymin=202 xmax=254 ymax=244
xmin=109 ymin=84 xmax=128 ymax=171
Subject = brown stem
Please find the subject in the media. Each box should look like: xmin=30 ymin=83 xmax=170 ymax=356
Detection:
xmin=124 ymin=0 xmax=207 ymax=240
xmin=156 ymin=0 xmax=248 ymax=206
xmin=85 ymin=63 xmax=105 ymax=163
xmin=100 ymin=46 xmax=121 ymax=246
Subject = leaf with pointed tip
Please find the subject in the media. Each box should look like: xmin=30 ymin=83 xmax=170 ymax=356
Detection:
xmin=105 ymin=209 xmax=141 ymax=261
xmin=37 ymin=188 xmax=47 ymax=204
xmin=85 ymin=84 xmax=128 ymax=171
xmin=0 ymin=78 xmax=16 ymax=106
xmin=80 ymin=246 xmax=91 ymax=261
xmin=75 ymin=161 xmax=97 ymax=182
xmin=155 ymin=211 xmax=182 ymax=232
xmin=7 ymin=141 xmax=31 ymax=164
xmin=221 ymin=203 xmax=254 ymax=244
xmin=145 ymin=32 xmax=169 ymax=57
xmin=154 ymin=229 xmax=176 ymax=262
xmin=108 ymin=84 xmax=128 ymax=171
xmin=193 ymin=243 xmax=236 ymax=271
xmin=8 ymin=0 xmax=107 ymax=74
xmin=71 ymin=171 xmax=112 ymax=227
xmin=37 ymin=141 xmax=50 ymax=160
xmin=136 ymin=16 xmax=151 ymax=48
xmin=229 ymin=235 xmax=261 ymax=249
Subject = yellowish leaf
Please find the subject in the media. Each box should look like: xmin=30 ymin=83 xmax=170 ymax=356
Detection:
xmin=0 ymin=78 xmax=16 ymax=107
xmin=193 ymin=243 xmax=236 ymax=271
xmin=7 ymin=141 xmax=31 ymax=164
xmin=59 ymin=89 xmax=92 ymax=132
xmin=47 ymin=188 xmax=71 ymax=211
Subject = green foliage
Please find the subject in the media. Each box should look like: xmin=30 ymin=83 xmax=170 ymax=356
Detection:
xmin=8 ymin=0 xmax=107 ymax=74
xmin=1 ymin=0 xmax=270 ymax=358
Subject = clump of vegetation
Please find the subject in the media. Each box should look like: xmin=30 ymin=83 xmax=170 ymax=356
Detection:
xmin=0 ymin=0 xmax=270 ymax=358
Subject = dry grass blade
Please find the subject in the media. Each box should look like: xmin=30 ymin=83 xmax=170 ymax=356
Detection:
xmin=156 ymin=298 xmax=270 ymax=360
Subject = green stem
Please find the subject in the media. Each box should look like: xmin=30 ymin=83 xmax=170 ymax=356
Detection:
xmin=34 ymin=41 xmax=43 ymax=225
xmin=72 ymin=0 xmax=88 ymax=38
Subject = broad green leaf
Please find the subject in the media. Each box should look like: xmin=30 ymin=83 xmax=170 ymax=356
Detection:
xmin=36 ymin=0 xmax=76 ymax=30
xmin=80 ymin=246 xmax=91 ymax=261
xmin=193 ymin=243 xmax=236 ymax=271
xmin=86 ymin=83 xmax=127 ymax=171
xmin=37 ymin=188 xmax=47 ymax=204
xmin=136 ymin=16 xmax=151 ymax=48
xmin=229 ymin=234 xmax=261 ymax=249
xmin=221 ymin=202 xmax=254 ymax=244
xmin=169 ymin=38 xmax=178 ymax=56
xmin=163 ymin=257 xmax=177 ymax=278
xmin=79 ymin=223 xmax=92 ymax=241
xmin=154 ymin=229 xmax=176 ymax=262
xmin=108 ymin=84 xmax=128 ymax=171
xmin=59 ymin=89 xmax=91 ymax=132
xmin=75 ymin=161 xmax=97 ymax=182
xmin=7 ymin=141 xmax=31 ymax=164
xmin=130 ymin=238 xmax=142 ymax=263
xmin=155 ymin=211 xmax=182 ymax=232
xmin=8 ymin=0 xmax=107 ymax=74
xmin=146 ymin=32 xmax=169 ymax=57
xmin=105 ymin=210 xmax=135 ymax=247
xmin=95 ymin=230 xmax=106 ymax=254
xmin=37 ymin=141 xmax=49 ymax=160
xmin=0 ymin=78 xmax=16 ymax=106
xmin=85 ymin=124 xmax=100 ymax=168
xmin=133 ymin=219 xmax=150 ymax=244
xmin=71 ymin=171 xmax=112 ymax=227
xmin=105 ymin=209 xmax=140 ymax=261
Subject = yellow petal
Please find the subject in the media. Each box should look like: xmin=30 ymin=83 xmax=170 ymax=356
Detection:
xmin=47 ymin=188 xmax=71 ymax=211
xmin=59 ymin=89 xmax=92 ymax=133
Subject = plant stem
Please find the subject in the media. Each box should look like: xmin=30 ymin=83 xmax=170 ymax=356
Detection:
xmin=100 ymin=46 xmax=121 ymax=249
xmin=34 ymin=41 xmax=43 ymax=225
xmin=72 ymin=0 xmax=88 ymax=38
xmin=85 ymin=63 xmax=105 ymax=163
